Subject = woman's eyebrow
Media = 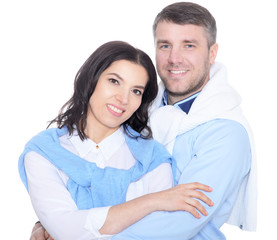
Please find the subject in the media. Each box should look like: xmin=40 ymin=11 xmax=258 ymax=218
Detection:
xmin=107 ymin=73 xmax=146 ymax=90
xmin=106 ymin=73 xmax=123 ymax=80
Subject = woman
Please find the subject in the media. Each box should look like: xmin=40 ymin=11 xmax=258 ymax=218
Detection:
xmin=19 ymin=41 xmax=213 ymax=240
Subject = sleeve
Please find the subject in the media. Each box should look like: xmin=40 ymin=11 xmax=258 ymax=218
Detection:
xmin=25 ymin=151 xmax=112 ymax=240
xmin=111 ymin=120 xmax=251 ymax=240
xmin=140 ymin=162 xmax=174 ymax=194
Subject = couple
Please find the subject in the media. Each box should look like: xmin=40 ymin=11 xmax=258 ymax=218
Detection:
xmin=19 ymin=2 xmax=257 ymax=240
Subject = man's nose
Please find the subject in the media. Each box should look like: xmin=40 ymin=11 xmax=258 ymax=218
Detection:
xmin=168 ymin=47 xmax=183 ymax=64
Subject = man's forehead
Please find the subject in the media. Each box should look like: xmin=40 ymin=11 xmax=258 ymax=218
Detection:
xmin=154 ymin=22 xmax=207 ymax=43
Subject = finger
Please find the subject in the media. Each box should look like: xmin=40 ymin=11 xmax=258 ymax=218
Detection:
xmin=30 ymin=226 xmax=45 ymax=240
xmin=190 ymin=190 xmax=214 ymax=207
xmin=182 ymin=203 xmax=201 ymax=219
xmin=187 ymin=182 xmax=213 ymax=192
xmin=30 ymin=235 xmax=47 ymax=240
xmin=45 ymin=231 xmax=54 ymax=240
xmin=31 ymin=222 xmax=42 ymax=232
xmin=178 ymin=185 xmax=214 ymax=206
xmin=184 ymin=197 xmax=208 ymax=216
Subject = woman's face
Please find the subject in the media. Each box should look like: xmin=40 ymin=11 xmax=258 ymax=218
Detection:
xmin=86 ymin=60 xmax=148 ymax=140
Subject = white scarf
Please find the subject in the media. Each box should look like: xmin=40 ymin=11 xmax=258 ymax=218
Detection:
xmin=150 ymin=62 xmax=257 ymax=231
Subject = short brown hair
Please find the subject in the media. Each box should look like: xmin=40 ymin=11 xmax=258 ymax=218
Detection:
xmin=153 ymin=2 xmax=217 ymax=47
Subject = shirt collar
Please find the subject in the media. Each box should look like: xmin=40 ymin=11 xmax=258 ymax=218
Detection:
xmin=69 ymin=127 xmax=125 ymax=159
xmin=162 ymin=90 xmax=200 ymax=114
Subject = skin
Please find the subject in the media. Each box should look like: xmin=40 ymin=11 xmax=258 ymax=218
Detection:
xmin=100 ymin=22 xmax=221 ymax=235
xmin=30 ymin=222 xmax=53 ymax=240
xmin=100 ymin=182 xmax=213 ymax=235
xmin=84 ymin=60 xmax=214 ymax=234
xmin=155 ymin=21 xmax=218 ymax=104
xmin=85 ymin=60 xmax=148 ymax=143
xmin=30 ymin=57 xmax=215 ymax=239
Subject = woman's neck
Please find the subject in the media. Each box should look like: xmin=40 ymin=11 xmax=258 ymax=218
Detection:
xmin=84 ymin=122 xmax=120 ymax=144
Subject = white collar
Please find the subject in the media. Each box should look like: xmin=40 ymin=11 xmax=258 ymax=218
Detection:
xmin=69 ymin=127 xmax=125 ymax=160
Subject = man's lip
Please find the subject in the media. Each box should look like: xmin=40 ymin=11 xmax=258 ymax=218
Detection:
xmin=168 ymin=70 xmax=188 ymax=74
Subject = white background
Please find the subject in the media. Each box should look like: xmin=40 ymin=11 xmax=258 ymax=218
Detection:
xmin=1 ymin=0 xmax=276 ymax=239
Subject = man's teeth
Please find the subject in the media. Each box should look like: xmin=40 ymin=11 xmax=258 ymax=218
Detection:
xmin=170 ymin=70 xmax=187 ymax=74
xmin=108 ymin=105 xmax=123 ymax=113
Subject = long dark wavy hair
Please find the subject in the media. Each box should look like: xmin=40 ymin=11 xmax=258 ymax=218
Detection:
xmin=48 ymin=41 xmax=158 ymax=140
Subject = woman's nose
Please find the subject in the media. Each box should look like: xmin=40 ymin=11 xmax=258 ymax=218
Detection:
xmin=116 ymin=90 xmax=129 ymax=105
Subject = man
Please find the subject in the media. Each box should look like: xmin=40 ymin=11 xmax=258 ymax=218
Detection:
xmin=31 ymin=2 xmax=257 ymax=239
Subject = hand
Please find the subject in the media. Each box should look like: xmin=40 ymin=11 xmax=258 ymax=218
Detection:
xmin=44 ymin=230 xmax=54 ymax=240
xmin=30 ymin=221 xmax=54 ymax=240
xmin=153 ymin=182 xmax=214 ymax=219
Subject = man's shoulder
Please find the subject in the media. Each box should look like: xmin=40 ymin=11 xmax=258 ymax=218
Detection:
xmin=178 ymin=118 xmax=249 ymax=145
xmin=175 ymin=118 xmax=251 ymax=165
xmin=194 ymin=118 xmax=247 ymax=134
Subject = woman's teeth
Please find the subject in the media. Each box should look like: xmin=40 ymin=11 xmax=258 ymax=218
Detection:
xmin=108 ymin=105 xmax=123 ymax=113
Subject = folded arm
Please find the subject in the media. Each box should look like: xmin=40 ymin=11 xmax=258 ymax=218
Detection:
xmin=101 ymin=182 xmax=213 ymax=234
xmin=112 ymin=120 xmax=252 ymax=240
xmin=25 ymin=151 xmax=213 ymax=239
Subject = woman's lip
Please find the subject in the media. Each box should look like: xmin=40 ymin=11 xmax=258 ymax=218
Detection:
xmin=106 ymin=104 xmax=125 ymax=116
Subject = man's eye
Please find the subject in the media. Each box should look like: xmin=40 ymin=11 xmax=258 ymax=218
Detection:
xmin=109 ymin=78 xmax=119 ymax=84
xmin=185 ymin=44 xmax=194 ymax=49
xmin=160 ymin=44 xmax=170 ymax=49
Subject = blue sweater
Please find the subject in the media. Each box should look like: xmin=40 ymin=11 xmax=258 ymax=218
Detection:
xmin=18 ymin=126 xmax=173 ymax=209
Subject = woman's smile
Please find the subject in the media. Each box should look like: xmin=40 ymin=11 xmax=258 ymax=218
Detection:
xmin=106 ymin=104 xmax=125 ymax=116
xmin=85 ymin=60 xmax=148 ymax=141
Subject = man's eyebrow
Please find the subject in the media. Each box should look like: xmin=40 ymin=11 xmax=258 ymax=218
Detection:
xmin=156 ymin=40 xmax=170 ymax=45
xmin=183 ymin=39 xmax=199 ymax=44
xmin=156 ymin=39 xmax=199 ymax=44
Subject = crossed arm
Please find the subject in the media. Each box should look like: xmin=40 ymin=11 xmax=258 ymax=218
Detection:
xmin=28 ymin=120 xmax=251 ymax=240
xmin=111 ymin=120 xmax=252 ymax=240
xmin=26 ymin=152 xmax=213 ymax=240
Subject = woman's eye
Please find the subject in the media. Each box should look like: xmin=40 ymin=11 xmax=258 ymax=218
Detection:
xmin=109 ymin=78 xmax=119 ymax=84
xmin=132 ymin=89 xmax=142 ymax=95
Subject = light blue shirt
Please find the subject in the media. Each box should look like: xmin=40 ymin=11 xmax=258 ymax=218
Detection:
xmin=112 ymin=94 xmax=251 ymax=239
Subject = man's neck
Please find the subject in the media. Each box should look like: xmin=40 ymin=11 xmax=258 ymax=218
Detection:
xmin=162 ymin=91 xmax=201 ymax=114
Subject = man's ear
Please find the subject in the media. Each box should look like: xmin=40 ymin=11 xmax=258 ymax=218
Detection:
xmin=209 ymin=43 xmax=218 ymax=65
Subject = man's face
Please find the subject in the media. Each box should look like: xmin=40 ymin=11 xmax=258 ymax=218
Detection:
xmin=155 ymin=21 xmax=218 ymax=104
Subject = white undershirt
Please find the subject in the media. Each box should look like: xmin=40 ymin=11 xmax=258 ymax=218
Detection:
xmin=25 ymin=127 xmax=173 ymax=240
